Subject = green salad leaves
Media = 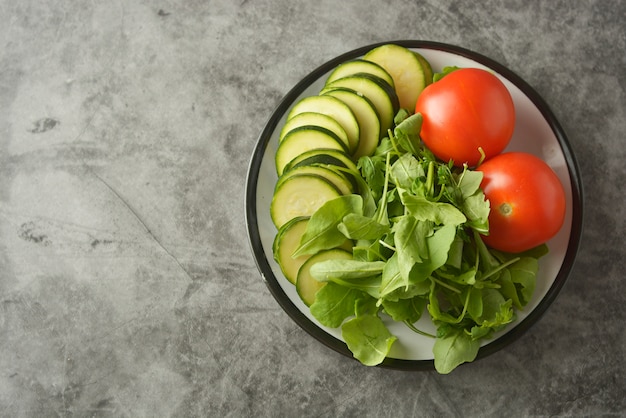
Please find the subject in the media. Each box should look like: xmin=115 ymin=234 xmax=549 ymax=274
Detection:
xmin=293 ymin=110 xmax=547 ymax=374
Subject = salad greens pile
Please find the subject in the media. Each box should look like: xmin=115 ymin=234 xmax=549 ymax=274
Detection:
xmin=293 ymin=110 xmax=547 ymax=373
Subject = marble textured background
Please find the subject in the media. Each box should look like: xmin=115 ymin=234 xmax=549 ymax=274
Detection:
xmin=1 ymin=0 xmax=625 ymax=416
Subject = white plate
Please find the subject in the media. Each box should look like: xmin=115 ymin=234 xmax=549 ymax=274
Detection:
xmin=245 ymin=41 xmax=584 ymax=370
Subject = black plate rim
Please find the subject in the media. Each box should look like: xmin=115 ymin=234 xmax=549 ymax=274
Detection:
xmin=244 ymin=40 xmax=585 ymax=371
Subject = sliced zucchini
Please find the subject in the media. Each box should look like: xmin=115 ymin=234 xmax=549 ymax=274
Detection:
xmin=296 ymin=248 xmax=353 ymax=306
xmin=364 ymin=44 xmax=428 ymax=111
xmin=276 ymin=164 xmax=354 ymax=195
xmin=275 ymin=126 xmax=348 ymax=176
xmin=317 ymin=164 xmax=359 ymax=194
xmin=283 ymin=148 xmax=360 ymax=190
xmin=322 ymin=87 xmax=381 ymax=159
xmin=285 ymin=148 xmax=359 ymax=172
xmin=320 ymin=73 xmax=398 ymax=139
xmin=273 ymin=217 xmax=312 ymax=285
xmin=270 ymin=174 xmax=342 ymax=229
xmin=278 ymin=111 xmax=349 ymax=150
xmin=414 ymin=51 xmax=433 ymax=87
xmin=273 ymin=217 xmax=354 ymax=285
xmin=325 ymin=59 xmax=395 ymax=89
xmin=286 ymin=95 xmax=360 ymax=155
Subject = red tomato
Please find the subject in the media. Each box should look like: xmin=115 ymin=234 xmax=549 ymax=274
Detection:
xmin=476 ymin=152 xmax=566 ymax=253
xmin=415 ymin=68 xmax=515 ymax=167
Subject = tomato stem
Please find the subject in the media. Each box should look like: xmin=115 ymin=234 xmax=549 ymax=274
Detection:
xmin=498 ymin=203 xmax=513 ymax=216
xmin=477 ymin=147 xmax=486 ymax=166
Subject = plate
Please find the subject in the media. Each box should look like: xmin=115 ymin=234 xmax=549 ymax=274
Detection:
xmin=245 ymin=40 xmax=584 ymax=371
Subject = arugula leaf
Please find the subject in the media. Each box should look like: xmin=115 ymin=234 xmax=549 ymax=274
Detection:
xmin=468 ymin=325 xmax=492 ymax=340
xmin=331 ymin=276 xmax=383 ymax=299
xmin=374 ymin=137 xmax=394 ymax=157
xmin=379 ymin=252 xmax=416 ymax=300
xmin=355 ymin=295 xmax=379 ymax=317
xmin=392 ymin=215 xmax=430 ymax=281
xmin=358 ymin=156 xmax=386 ymax=203
xmin=432 ymin=328 xmax=480 ymax=374
xmin=382 ymin=296 xmax=427 ymax=323
xmin=393 ymin=108 xmax=411 ymax=126
xmin=437 ymin=267 xmax=477 ymax=286
xmin=392 ymin=113 xmax=423 ymax=154
xmin=384 ymin=278 xmax=431 ymax=302
xmin=506 ymin=257 xmax=538 ymax=307
xmin=473 ymin=229 xmax=502 ymax=273
xmin=309 ymin=259 xmax=385 ymax=281
xmin=427 ymin=282 xmax=467 ymax=325
xmin=342 ymin=314 xmax=397 ymax=366
xmin=432 ymin=66 xmax=461 ymax=82
xmin=465 ymin=286 xmax=483 ymax=320
xmin=293 ymin=195 xmax=363 ymax=257
xmin=475 ymin=289 xmax=513 ymax=327
xmin=338 ymin=213 xmax=390 ymax=240
xmin=462 ymin=191 xmax=490 ymax=234
xmin=390 ymin=153 xmax=423 ymax=190
xmin=521 ymin=244 xmax=550 ymax=259
xmin=492 ymin=244 xmax=549 ymax=262
xmin=456 ymin=169 xmax=484 ymax=199
xmin=373 ymin=153 xmax=393 ymax=226
xmin=401 ymin=191 xmax=467 ymax=226
xmin=310 ymin=282 xmax=367 ymax=328
xmin=412 ymin=224 xmax=458 ymax=280
xmin=445 ymin=235 xmax=465 ymax=269
xmin=497 ymin=269 xmax=522 ymax=309
xmin=353 ymin=238 xmax=391 ymax=262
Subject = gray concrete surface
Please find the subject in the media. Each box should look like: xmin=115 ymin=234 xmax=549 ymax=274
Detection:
xmin=1 ymin=1 xmax=624 ymax=416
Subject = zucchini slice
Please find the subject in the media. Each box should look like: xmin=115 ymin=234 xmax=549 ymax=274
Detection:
xmin=277 ymin=164 xmax=355 ymax=195
xmin=270 ymin=174 xmax=342 ymax=229
xmin=413 ymin=51 xmax=434 ymax=87
xmin=325 ymin=59 xmax=395 ymax=89
xmin=364 ymin=44 xmax=428 ymax=110
xmin=296 ymin=248 xmax=353 ymax=306
xmin=284 ymin=148 xmax=360 ymax=190
xmin=272 ymin=216 xmax=312 ymax=285
xmin=322 ymin=87 xmax=381 ymax=159
xmin=286 ymin=95 xmax=360 ymax=155
xmin=285 ymin=148 xmax=359 ymax=173
xmin=275 ymin=126 xmax=348 ymax=176
xmin=321 ymin=73 xmax=398 ymax=139
xmin=278 ymin=111 xmax=349 ymax=150
xmin=273 ymin=217 xmax=354 ymax=285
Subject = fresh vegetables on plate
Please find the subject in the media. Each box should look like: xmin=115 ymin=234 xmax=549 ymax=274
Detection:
xmin=268 ymin=44 xmax=566 ymax=373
